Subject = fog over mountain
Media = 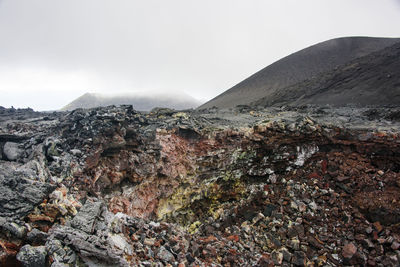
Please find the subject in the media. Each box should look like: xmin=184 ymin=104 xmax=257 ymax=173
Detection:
xmin=62 ymin=92 xmax=202 ymax=111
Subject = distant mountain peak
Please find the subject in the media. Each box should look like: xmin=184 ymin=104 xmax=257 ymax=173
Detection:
xmin=62 ymin=91 xmax=202 ymax=111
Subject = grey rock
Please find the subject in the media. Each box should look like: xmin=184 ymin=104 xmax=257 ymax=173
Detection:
xmin=288 ymin=238 xmax=300 ymax=250
xmin=46 ymin=239 xmax=66 ymax=257
xmin=292 ymin=251 xmax=307 ymax=266
xmin=0 ymin=220 xmax=27 ymax=239
xmin=46 ymin=239 xmax=78 ymax=266
xmin=3 ymin=141 xmax=23 ymax=161
xmin=157 ymin=246 xmax=175 ymax=262
xmin=16 ymin=245 xmax=47 ymax=267
xmin=308 ymin=201 xmax=318 ymax=211
xmin=70 ymin=149 xmax=82 ymax=155
xmin=71 ymin=200 xmax=103 ymax=234
xmin=15 ymin=144 xmax=52 ymax=183
xmin=279 ymin=247 xmax=292 ymax=262
xmin=149 ymin=221 xmax=160 ymax=228
xmin=109 ymin=234 xmax=131 ymax=253
xmin=271 ymin=249 xmax=283 ymax=265
xmin=49 ymin=225 xmax=124 ymax=266
xmin=16 ymin=159 xmax=51 ymax=183
xmin=46 ymin=239 xmax=68 ymax=262
xmin=263 ymin=203 xmax=277 ymax=217
xmin=0 ymin=162 xmax=55 ymax=220
xmin=51 ymin=263 xmax=69 ymax=267
xmin=27 ymin=228 xmax=49 ymax=245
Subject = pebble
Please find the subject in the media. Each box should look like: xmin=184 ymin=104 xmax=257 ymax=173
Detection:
xmin=308 ymin=201 xmax=318 ymax=211
xmin=271 ymin=250 xmax=283 ymax=265
xmin=373 ymin=221 xmax=383 ymax=233
xmin=157 ymin=246 xmax=175 ymax=262
xmin=392 ymin=241 xmax=400 ymax=250
xmin=342 ymin=242 xmax=357 ymax=259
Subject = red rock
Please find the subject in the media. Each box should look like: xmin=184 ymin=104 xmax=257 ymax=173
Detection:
xmin=227 ymin=235 xmax=239 ymax=242
xmin=43 ymin=205 xmax=60 ymax=219
xmin=130 ymin=234 xmax=138 ymax=241
xmin=342 ymin=243 xmax=357 ymax=259
xmin=373 ymin=221 xmax=383 ymax=233
xmin=153 ymin=240 xmax=162 ymax=247
xmin=308 ymin=172 xmax=321 ymax=179
xmin=199 ymin=235 xmax=218 ymax=243
xmin=27 ymin=214 xmax=55 ymax=223
xmin=60 ymin=187 xmax=68 ymax=197
xmin=377 ymin=238 xmax=385 ymax=244
xmin=228 ymin=248 xmax=238 ymax=255
xmin=85 ymin=149 xmax=101 ymax=168
xmin=257 ymin=253 xmax=274 ymax=267
xmin=372 ymin=231 xmax=379 ymax=241
xmin=321 ymin=160 xmax=328 ymax=174
xmin=143 ymin=238 xmax=155 ymax=246
xmin=336 ymin=176 xmax=350 ymax=182
xmin=0 ymin=240 xmax=21 ymax=266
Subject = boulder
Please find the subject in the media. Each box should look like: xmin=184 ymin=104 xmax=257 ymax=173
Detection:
xmin=16 ymin=245 xmax=47 ymax=267
xmin=3 ymin=142 xmax=23 ymax=161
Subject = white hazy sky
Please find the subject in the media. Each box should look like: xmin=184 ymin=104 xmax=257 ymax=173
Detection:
xmin=0 ymin=0 xmax=400 ymax=110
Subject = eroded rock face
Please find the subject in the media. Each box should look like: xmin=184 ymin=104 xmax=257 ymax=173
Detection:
xmin=0 ymin=105 xmax=399 ymax=266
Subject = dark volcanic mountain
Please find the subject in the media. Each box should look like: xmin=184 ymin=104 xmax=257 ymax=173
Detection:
xmin=62 ymin=92 xmax=202 ymax=111
xmin=200 ymin=36 xmax=400 ymax=109
xmin=253 ymin=41 xmax=400 ymax=107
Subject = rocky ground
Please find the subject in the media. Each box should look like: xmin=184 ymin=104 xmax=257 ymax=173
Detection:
xmin=0 ymin=104 xmax=400 ymax=266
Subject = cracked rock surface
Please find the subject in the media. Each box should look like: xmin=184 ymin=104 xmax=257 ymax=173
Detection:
xmin=0 ymin=105 xmax=400 ymax=266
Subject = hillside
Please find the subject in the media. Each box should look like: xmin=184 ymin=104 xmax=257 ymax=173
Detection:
xmin=199 ymin=36 xmax=400 ymax=109
xmin=252 ymin=41 xmax=400 ymax=107
xmin=61 ymin=92 xmax=202 ymax=111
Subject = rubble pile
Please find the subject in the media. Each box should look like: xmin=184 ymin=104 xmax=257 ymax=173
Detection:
xmin=0 ymin=105 xmax=399 ymax=266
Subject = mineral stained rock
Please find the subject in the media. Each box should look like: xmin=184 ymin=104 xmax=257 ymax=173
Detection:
xmin=0 ymin=105 xmax=400 ymax=266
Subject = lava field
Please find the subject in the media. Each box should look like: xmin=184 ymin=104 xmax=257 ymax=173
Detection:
xmin=0 ymin=105 xmax=400 ymax=266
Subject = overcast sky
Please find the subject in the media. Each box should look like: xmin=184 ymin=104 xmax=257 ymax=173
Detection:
xmin=0 ymin=0 xmax=400 ymax=110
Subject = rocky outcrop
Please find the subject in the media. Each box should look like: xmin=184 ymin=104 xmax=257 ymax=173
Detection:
xmin=0 ymin=105 xmax=399 ymax=266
